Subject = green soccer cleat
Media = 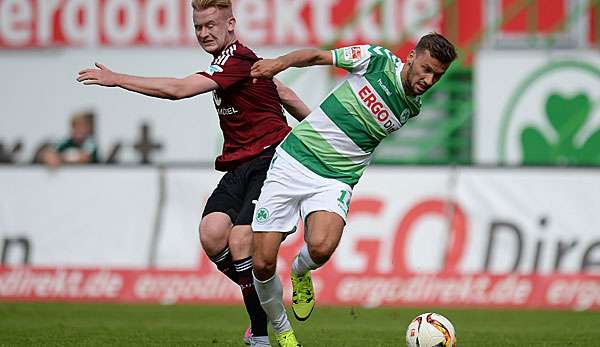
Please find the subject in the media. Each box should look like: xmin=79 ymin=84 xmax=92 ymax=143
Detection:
xmin=275 ymin=329 xmax=302 ymax=347
xmin=291 ymin=270 xmax=315 ymax=321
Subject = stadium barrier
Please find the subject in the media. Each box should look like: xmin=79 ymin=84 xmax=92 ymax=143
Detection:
xmin=1 ymin=166 xmax=599 ymax=310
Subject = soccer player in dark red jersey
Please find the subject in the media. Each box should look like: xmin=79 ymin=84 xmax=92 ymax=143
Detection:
xmin=77 ymin=1 xmax=309 ymax=346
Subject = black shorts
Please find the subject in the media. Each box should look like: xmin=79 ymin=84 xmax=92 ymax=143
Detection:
xmin=202 ymin=146 xmax=275 ymax=226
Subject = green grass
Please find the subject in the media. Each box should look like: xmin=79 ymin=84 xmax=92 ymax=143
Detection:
xmin=1 ymin=302 xmax=599 ymax=346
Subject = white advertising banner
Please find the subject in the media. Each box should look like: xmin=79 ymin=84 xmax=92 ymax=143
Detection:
xmin=1 ymin=166 xmax=600 ymax=309
xmin=456 ymin=169 xmax=600 ymax=275
xmin=0 ymin=167 xmax=159 ymax=267
xmin=338 ymin=167 xmax=453 ymax=275
xmin=154 ymin=168 xmax=222 ymax=268
xmin=475 ymin=50 xmax=600 ymax=165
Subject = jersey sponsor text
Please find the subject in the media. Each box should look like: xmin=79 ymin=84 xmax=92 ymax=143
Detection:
xmin=357 ymin=85 xmax=400 ymax=133
xmin=217 ymin=107 xmax=240 ymax=116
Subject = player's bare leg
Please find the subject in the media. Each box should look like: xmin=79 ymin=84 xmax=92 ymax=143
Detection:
xmin=303 ymin=211 xmax=345 ymax=264
xmin=200 ymin=212 xmax=235 ymax=281
xmin=291 ymin=211 xmax=345 ymax=321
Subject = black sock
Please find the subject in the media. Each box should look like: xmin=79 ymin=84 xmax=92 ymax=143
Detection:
xmin=234 ymin=257 xmax=268 ymax=337
xmin=209 ymin=247 xmax=238 ymax=284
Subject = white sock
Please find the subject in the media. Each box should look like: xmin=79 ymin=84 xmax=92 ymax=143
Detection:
xmin=253 ymin=272 xmax=292 ymax=334
xmin=291 ymin=244 xmax=320 ymax=275
xmin=250 ymin=335 xmax=270 ymax=346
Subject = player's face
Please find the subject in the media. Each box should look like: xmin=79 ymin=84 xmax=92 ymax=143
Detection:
xmin=71 ymin=119 xmax=92 ymax=143
xmin=193 ymin=7 xmax=235 ymax=54
xmin=405 ymin=49 xmax=449 ymax=96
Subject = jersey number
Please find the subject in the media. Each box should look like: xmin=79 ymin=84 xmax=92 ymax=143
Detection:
xmin=337 ymin=190 xmax=351 ymax=212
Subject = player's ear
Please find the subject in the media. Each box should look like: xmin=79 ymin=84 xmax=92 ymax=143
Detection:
xmin=407 ymin=50 xmax=416 ymax=66
xmin=227 ymin=16 xmax=236 ymax=32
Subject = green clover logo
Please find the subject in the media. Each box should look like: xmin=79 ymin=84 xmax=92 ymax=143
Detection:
xmin=521 ymin=93 xmax=600 ymax=165
xmin=255 ymin=208 xmax=270 ymax=224
xmin=498 ymin=60 xmax=600 ymax=165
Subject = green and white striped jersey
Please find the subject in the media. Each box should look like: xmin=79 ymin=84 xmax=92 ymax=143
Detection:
xmin=279 ymin=44 xmax=422 ymax=186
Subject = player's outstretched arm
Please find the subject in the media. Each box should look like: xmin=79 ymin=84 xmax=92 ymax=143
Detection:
xmin=251 ymin=48 xmax=333 ymax=79
xmin=274 ymin=79 xmax=310 ymax=122
xmin=77 ymin=63 xmax=218 ymax=100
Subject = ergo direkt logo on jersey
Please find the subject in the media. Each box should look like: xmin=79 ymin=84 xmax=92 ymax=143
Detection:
xmin=358 ymin=85 xmax=400 ymax=134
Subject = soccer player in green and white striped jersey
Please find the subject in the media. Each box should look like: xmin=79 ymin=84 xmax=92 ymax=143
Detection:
xmin=250 ymin=33 xmax=456 ymax=346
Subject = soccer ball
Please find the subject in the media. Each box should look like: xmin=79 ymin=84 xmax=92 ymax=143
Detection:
xmin=406 ymin=312 xmax=457 ymax=347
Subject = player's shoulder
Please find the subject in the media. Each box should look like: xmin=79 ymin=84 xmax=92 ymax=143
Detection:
xmin=336 ymin=44 xmax=400 ymax=64
xmin=358 ymin=45 xmax=402 ymax=74
xmin=213 ymin=41 xmax=258 ymax=66
xmin=232 ymin=41 xmax=258 ymax=59
xmin=366 ymin=45 xmax=401 ymax=62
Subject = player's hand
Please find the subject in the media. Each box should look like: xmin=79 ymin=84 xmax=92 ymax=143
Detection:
xmin=77 ymin=63 xmax=119 ymax=87
xmin=250 ymin=58 xmax=286 ymax=80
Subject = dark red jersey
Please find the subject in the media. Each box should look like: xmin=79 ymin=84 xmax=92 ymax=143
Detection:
xmin=198 ymin=41 xmax=290 ymax=171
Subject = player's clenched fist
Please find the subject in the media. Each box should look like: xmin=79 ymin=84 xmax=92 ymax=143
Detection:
xmin=77 ymin=63 xmax=119 ymax=87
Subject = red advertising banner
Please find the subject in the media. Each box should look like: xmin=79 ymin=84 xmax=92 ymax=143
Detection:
xmin=2 ymin=0 xmax=596 ymax=67
xmin=2 ymin=267 xmax=599 ymax=310
xmin=1 ymin=0 xmax=595 ymax=50
xmin=0 ymin=0 xmax=441 ymax=48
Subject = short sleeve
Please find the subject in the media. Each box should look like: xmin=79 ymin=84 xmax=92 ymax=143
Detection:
xmin=198 ymin=56 xmax=250 ymax=90
xmin=332 ymin=45 xmax=374 ymax=75
xmin=332 ymin=45 xmax=400 ymax=76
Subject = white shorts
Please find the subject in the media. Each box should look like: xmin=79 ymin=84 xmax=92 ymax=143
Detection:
xmin=251 ymin=149 xmax=353 ymax=233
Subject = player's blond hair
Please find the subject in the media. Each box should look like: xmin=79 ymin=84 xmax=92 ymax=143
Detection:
xmin=70 ymin=111 xmax=95 ymax=133
xmin=191 ymin=0 xmax=232 ymax=12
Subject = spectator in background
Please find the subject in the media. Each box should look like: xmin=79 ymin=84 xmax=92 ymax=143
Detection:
xmin=38 ymin=111 xmax=99 ymax=167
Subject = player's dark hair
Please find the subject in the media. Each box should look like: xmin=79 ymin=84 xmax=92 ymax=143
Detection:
xmin=415 ymin=33 xmax=457 ymax=64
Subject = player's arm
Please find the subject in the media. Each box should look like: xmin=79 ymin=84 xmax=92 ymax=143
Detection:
xmin=77 ymin=63 xmax=218 ymax=100
xmin=251 ymin=49 xmax=333 ymax=79
xmin=273 ymin=78 xmax=310 ymax=122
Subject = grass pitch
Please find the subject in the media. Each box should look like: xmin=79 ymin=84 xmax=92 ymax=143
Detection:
xmin=1 ymin=302 xmax=599 ymax=346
